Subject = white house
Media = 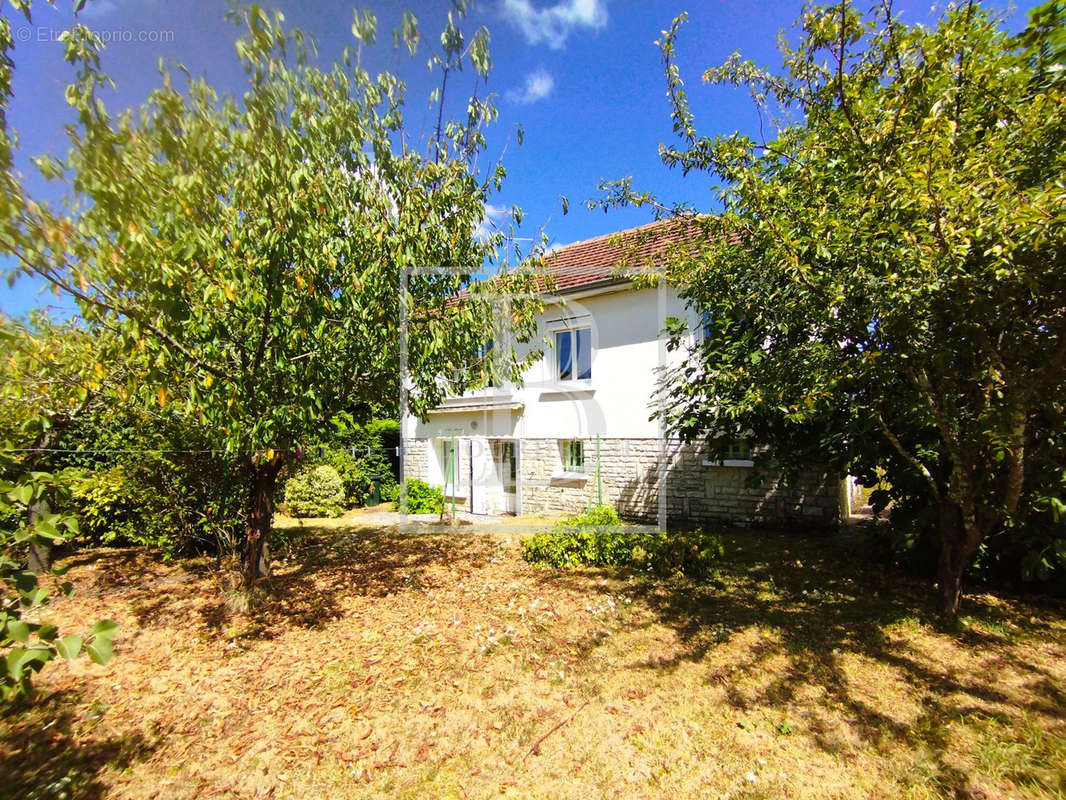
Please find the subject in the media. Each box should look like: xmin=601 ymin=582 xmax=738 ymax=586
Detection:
xmin=401 ymin=218 xmax=846 ymax=526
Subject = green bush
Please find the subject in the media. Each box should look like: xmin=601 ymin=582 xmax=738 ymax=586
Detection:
xmin=397 ymin=479 xmax=444 ymax=514
xmin=284 ymin=464 xmax=346 ymax=518
xmin=313 ymin=415 xmax=399 ymax=505
xmin=521 ymin=506 xmax=723 ymax=579
xmin=71 ymin=466 xmax=152 ymax=547
xmin=70 ymin=465 xmax=194 ymax=556
xmin=314 ymin=446 xmax=373 ymax=507
xmin=558 ymin=506 xmax=623 ymax=528
xmin=55 ymin=410 xmax=247 ymax=559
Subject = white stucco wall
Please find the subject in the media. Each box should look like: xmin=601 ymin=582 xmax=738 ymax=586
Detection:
xmin=403 ymin=283 xmax=697 ymax=442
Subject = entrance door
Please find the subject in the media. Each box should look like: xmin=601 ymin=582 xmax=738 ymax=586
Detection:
xmin=470 ymin=438 xmax=489 ymax=515
xmin=496 ymin=440 xmax=518 ymax=514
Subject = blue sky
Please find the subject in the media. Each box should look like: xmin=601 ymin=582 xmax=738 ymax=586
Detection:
xmin=0 ymin=0 xmax=1039 ymax=316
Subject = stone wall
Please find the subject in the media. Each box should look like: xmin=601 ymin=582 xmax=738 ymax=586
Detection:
xmin=405 ymin=436 xmax=842 ymax=527
xmin=402 ymin=438 xmax=430 ymax=484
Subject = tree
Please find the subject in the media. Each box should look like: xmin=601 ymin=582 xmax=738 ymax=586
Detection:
xmin=3 ymin=4 xmax=540 ymax=591
xmin=611 ymin=1 xmax=1066 ymax=615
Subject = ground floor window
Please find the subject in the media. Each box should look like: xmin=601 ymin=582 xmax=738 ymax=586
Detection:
xmin=561 ymin=439 xmax=585 ymax=472
xmin=501 ymin=441 xmax=516 ymax=484
xmin=724 ymin=441 xmax=750 ymax=460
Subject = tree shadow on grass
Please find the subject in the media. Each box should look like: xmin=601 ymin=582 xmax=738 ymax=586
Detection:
xmin=58 ymin=526 xmax=508 ymax=642
xmin=0 ymin=690 xmax=154 ymax=800
xmin=195 ymin=524 xmax=506 ymax=639
xmin=528 ymin=527 xmax=1066 ymax=797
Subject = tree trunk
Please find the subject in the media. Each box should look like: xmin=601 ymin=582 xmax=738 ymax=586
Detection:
xmin=243 ymin=459 xmax=281 ymax=591
xmin=935 ymin=498 xmax=981 ymax=617
xmin=27 ymin=499 xmax=52 ymax=574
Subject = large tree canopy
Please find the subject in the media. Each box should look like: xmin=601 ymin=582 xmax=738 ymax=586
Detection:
xmin=1 ymin=3 xmax=540 ymax=588
xmin=612 ymin=0 xmax=1066 ymax=614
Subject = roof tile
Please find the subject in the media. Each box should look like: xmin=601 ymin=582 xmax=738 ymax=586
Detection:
xmin=542 ymin=215 xmax=703 ymax=292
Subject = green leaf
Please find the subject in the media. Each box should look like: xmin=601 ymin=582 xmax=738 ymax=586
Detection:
xmin=6 ymin=619 xmax=31 ymax=643
xmin=90 ymin=619 xmax=119 ymax=639
xmin=11 ymin=483 xmax=33 ymax=506
xmin=12 ymin=570 xmax=38 ymax=595
xmin=6 ymin=647 xmax=29 ymax=679
xmin=55 ymin=634 xmax=83 ymax=660
xmin=87 ymin=636 xmax=114 ymax=665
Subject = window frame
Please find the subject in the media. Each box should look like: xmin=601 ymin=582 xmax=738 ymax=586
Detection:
xmin=700 ymin=439 xmax=754 ymax=468
xmin=478 ymin=340 xmax=499 ymax=388
xmin=699 ymin=309 xmax=713 ymax=343
xmin=562 ymin=439 xmax=585 ymax=472
xmin=554 ymin=326 xmax=592 ymax=383
xmin=442 ymin=440 xmax=457 ymax=488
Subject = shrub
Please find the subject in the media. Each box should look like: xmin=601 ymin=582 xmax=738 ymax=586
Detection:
xmin=521 ymin=506 xmax=723 ymax=579
xmin=397 ymin=479 xmax=444 ymax=514
xmin=55 ymin=410 xmax=247 ymax=559
xmin=69 ymin=464 xmax=197 ymax=556
xmin=314 ymin=446 xmax=373 ymax=507
xmin=314 ymin=415 xmax=400 ymax=504
xmin=71 ymin=466 xmax=154 ymax=547
xmin=284 ymin=464 xmax=346 ymax=518
xmin=559 ymin=506 xmax=622 ymax=528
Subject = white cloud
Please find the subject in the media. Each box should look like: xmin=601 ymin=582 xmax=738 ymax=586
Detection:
xmin=475 ymin=203 xmax=510 ymax=240
xmin=501 ymin=0 xmax=607 ymax=49
xmin=505 ymin=69 xmax=555 ymax=104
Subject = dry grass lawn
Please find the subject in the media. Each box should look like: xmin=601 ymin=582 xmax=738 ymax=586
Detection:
xmin=2 ymin=521 xmax=1065 ymax=799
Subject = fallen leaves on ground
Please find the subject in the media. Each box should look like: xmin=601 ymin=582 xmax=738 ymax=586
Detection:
xmin=2 ymin=524 xmax=1065 ymax=799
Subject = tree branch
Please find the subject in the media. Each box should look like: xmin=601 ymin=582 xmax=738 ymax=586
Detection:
xmin=835 ymin=1 xmax=866 ymax=149
xmin=877 ymin=411 xmax=941 ymax=502
xmin=6 ymin=243 xmax=230 ymax=382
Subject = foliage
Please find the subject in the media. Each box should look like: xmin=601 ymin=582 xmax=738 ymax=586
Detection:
xmin=0 ymin=465 xmax=116 ymax=702
xmin=875 ymin=482 xmax=1066 ymax=596
xmin=292 ymin=416 xmax=401 ymax=508
xmin=283 ymin=464 xmax=345 ymax=519
xmin=69 ymin=466 xmax=163 ymax=548
xmin=298 ymin=447 xmax=372 ymax=508
xmin=53 ymin=405 xmax=248 ymax=559
xmin=559 ymin=505 xmax=622 ymax=528
xmin=522 ymin=507 xmax=723 ymax=579
xmin=397 ymin=479 xmax=443 ymax=515
xmin=0 ymin=312 xmax=118 ymax=451
xmin=606 ymin=1 xmax=1066 ymax=614
xmin=1 ymin=5 xmax=542 ymax=587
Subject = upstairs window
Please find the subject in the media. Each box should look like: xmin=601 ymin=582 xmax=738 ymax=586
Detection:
xmin=478 ymin=340 xmax=498 ymax=388
xmin=556 ymin=327 xmax=591 ymax=381
xmin=700 ymin=309 xmax=714 ymax=342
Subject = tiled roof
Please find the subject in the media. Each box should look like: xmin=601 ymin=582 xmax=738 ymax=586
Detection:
xmin=542 ymin=215 xmax=704 ymax=293
xmin=448 ymin=216 xmax=706 ymax=305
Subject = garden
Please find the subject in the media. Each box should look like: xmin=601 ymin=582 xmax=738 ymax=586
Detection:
xmin=2 ymin=519 xmax=1064 ymax=799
